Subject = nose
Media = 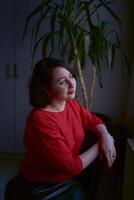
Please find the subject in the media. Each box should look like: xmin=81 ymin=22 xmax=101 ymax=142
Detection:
xmin=66 ymin=79 xmax=73 ymax=88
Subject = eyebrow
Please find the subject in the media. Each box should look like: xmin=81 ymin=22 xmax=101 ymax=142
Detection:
xmin=55 ymin=76 xmax=67 ymax=83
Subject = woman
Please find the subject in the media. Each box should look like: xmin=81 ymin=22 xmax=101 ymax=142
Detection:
xmin=5 ymin=57 xmax=116 ymax=200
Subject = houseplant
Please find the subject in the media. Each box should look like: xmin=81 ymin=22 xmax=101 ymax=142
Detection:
xmin=22 ymin=0 xmax=130 ymax=110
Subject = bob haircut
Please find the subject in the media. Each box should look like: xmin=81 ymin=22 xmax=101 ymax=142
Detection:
xmin=29 ymin=57 xmax=76 ymax=108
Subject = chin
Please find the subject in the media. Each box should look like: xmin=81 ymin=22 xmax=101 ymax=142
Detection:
xmin=67 ymin=94 xmax=75 ymax=99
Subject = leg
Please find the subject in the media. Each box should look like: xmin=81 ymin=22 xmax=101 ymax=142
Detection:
xmin=33 ymin=179 xmax=88 ymax=200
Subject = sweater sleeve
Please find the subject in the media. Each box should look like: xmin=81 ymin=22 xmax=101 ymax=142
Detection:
xmin=27 ymin=111 xmax=83 ymax=179
xmin=72 ymin=100 xmax=104 ymax=136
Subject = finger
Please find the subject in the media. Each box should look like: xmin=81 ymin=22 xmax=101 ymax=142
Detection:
xmin=109 ymin=150 xmax=114 ymax=167
xmin=110 ymin=148 xmax=116 ymax=165
xmin=111 ymin=145 xmax=117 ymax=160
xmin=105 ymin=151 xmax=112 ymax=168
xmin=107 ymin=149 xmax=115 ymax=167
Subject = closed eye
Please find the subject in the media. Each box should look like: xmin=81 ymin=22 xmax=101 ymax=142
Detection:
xmin=59 ymin=80 xmax=65 ymax=85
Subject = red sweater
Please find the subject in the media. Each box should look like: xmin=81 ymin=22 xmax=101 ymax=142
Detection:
xmin=19 ymin=99 xmax=103 ymax=182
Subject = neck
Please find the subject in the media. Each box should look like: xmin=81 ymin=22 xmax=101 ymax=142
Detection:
xmin=47 ymin=100 xmax=66 ymax=112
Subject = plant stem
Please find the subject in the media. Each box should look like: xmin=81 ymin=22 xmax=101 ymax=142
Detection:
xmin=89 ymin=65 xmax=96 ymax=110
xmin=76 ymin=57 xmax=88 ymax=110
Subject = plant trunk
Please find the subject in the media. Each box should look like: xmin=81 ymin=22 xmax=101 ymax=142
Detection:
xmin=76 ymin=58 xmax=89 ymax=110
xmin=88 ymin=65 xmax=96 ymax=110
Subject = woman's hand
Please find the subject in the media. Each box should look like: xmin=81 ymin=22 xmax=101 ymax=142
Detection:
xmin=95 ymin=124 xmax=116 ymax=168
xmin=99 ymin=133 xmax=116 ymax=168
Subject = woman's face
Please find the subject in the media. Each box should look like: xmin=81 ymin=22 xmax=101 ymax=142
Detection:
xmin=47 ymin=66 xmax=76 ymax=102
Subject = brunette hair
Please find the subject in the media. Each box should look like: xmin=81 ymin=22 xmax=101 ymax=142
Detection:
xmin=29 ymin=57 xmax=76 ymax=107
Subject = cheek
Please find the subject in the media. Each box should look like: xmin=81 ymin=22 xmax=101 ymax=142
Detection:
xmin=50 ymin=86 xmax=66 ymax=98
xmin=74 ymin=79 xmax=77 ymax=87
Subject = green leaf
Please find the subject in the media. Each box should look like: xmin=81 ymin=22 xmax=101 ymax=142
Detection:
xmin=29 ymin=23 xmax=37 ymax=56
xmin=65 ymin=20 xmax=77 ymax=53
xmin=107 ymin=42 xmax=113 ymax=69
xmin=50 ymin=5 xmax=59 ymax=52
xmin=34 ymin=6 xmax=51 ymax=40
xmin=120 ymin=49 xmax=131 ymax=75
xmin=110 ymin=44 xmax=116 ymax=68
xmin=59 ymin=22 xmax=67 ymax=58
xmin=94 ymin=55 xmax=103 ymax=88
xmin=32 ymin=31 xmax=60 ymax=59
xmin=115 ymin=33 xmax=121 ymax=48
xmin=42 ymin=34 xmax=51 ymax=57
xmin=84 ymin=35 xmax=90 ymax=65
xmin=22 ymin=0 xmax=55 ymax=43
xmin=99 ymin=0 xmax=121 ymax=25
xmin=22 ymin=4 xmax=43 ymax=43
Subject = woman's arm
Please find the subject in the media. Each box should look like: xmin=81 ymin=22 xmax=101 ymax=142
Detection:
xmin=79 ymin=142 xmax=99 ymax=169
xmin=79 ymin=127 xmax=116 ymax=169
xmin=72 ymin=100 xmax=116 ymax=168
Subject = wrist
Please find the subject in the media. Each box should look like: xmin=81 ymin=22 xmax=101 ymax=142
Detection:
xmin=101 ymin=132 xmax=115 ymax=145
xmin=101 ymin=131 xmax=111 ymax=138
xmin=96 ymin=124 xmax=110 ymax=138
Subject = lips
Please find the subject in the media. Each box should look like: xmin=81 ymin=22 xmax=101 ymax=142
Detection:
xmin=67 ymin=90 xmax=74 ymax=95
